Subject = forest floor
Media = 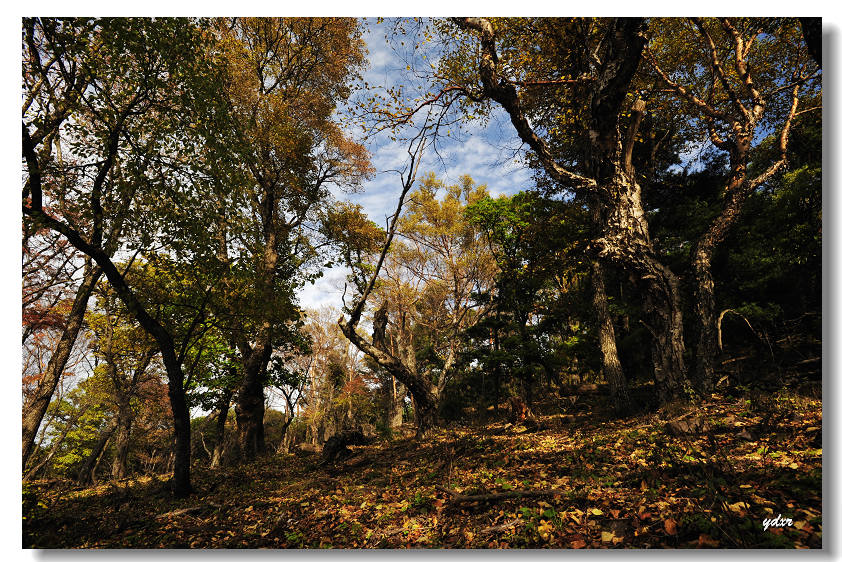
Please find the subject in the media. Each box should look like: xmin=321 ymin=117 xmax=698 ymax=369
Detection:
xmin=25 ymin=386 xmax=822 ymax=549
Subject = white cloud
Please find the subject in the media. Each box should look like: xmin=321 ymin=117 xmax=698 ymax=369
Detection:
xmin=302 ymin=19 xmax=538 ymax=312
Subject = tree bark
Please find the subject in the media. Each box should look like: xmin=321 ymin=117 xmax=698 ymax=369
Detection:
xmin=210 ymin=390 xmax=232 ymax=468
xmin=22 ymin=260 xmax=101 ymax=468
xmin=588 ymin=21 xmax=689 ymax=404
xmin=385 ymin=375 xmax=405 ymax=431
xmin=235 ymin=349 xmax=268 ymax=459
xmin=110 ymin=399 xmax=133 ymax=480
xmin=646 ymin=21 xmax=802 ymax=397
xmin=591 ymin=260 xmax=630 ymax=413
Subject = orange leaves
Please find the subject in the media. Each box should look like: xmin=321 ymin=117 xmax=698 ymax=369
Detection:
xmin=31 ymin=391 xmax=823 ymax=549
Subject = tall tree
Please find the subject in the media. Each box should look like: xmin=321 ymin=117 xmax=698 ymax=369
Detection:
xmin=206 ymin=17 xmax=370 ymax=459
xmin=441 ymin=17 xmax=690 ymax=403
xmin=22 ymin=18 xmax=106 ymax=468
xmin=646 ymin=17 xmax=820 ymax=393
xmin=23 ymin=18 xmax=221 ymax=496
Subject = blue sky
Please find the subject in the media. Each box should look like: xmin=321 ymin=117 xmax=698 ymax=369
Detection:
xmin=299 ymin=18 xmax=534 ymax=312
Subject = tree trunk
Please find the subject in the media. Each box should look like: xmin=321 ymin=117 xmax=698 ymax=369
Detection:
xmin=641 ymin=258 xmax=689 ymax=403
xmin=22 ymin=260 xmax=101 ymax=468
xmin=235 ymin=350 xmax=267 ymax=460
xmin=689 ymin=142 xmax=753 ymax=394
xmin=591 ymin=260 xmax=630 ymax=413
xmin=210 ymin=390 xmax=232 ymax=468
xmin=691 ymin=247 xmax=718 ymax=395
xmin=339 ymin=317 xmax=439 ymax=439
xmin=110 ymin=400 xmax=133 ymax=480
xmin=385 ymin=376 xmax=405 ymax=431
xmin=77 ymin=419 xmax=117 ymax=485
xmin=452 ymin=17 xmax=689 ymax=405
xmin=587 ymin=20 xmax=689 ymax=404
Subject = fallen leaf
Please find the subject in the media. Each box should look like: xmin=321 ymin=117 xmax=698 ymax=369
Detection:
xmin=698 ymin=534 xmax=720 ymax=548
xmin=570 ymin=539 xmax=586 ymax=549
xmin=727 ymin=502 xmax=750 ymax=513
xmin=664 ymin=518 xmax=678 ymax=536
xmin=601 ymin=531 xmax=615 ymax=542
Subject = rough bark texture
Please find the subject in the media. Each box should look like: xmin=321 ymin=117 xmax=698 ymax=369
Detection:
xmin=231 ymin=178 xmax=282 ymax=461
xmin=588 ymin=20 xmax=689 ymax=403
xmin=591 ymin=260 xmax=630 ymax=413
xmin=385 ymin=375 xmax=405 ymax=431
xmin=235 ymin=351 xmax=268 ymax=460
xmin=690 ymin=144 xmax=790 ymax=394
xmin=22 ymin=260 xmax=101 ymax=468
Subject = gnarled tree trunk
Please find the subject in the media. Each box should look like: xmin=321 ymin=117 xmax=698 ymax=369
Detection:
xmin=340 ymin=312 xmax=439 ymax=439
xmin=588 ymin=21 xmax=689 ymax=404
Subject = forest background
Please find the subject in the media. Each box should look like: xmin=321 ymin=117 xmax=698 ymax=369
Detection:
xmin=10 ymin=5 xmax=841 ymax=553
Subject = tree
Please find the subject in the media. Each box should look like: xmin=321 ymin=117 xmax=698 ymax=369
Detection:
xmin=437 ymin=17 xmax=690 ymax=403
xmin=22 ymin=18 xmax=107 ymax=468
xmin=23 ymin=17 xmax=221 ymax=496
xmin=390 ymin=174 xmax=497 ymax=399
xmin=338 ymin=139 xmax=444 ymax=437
xmin=86 ymin=284 xmax=158 ymax=480
xmin=205 ymin=17 xmax=370 ymax=459
xmin=645 ymin=17 xmax=820 ymax=393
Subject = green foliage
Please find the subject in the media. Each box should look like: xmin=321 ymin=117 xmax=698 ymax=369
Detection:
xmin=462 ymin=190 xmax=596 ymax=400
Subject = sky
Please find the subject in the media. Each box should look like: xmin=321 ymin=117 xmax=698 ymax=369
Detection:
xmin=298 ymin=18 xmax=534 ymax=313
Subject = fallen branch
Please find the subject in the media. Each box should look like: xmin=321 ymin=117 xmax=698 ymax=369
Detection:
xmin=155 ymin=502 xmax=221 ymax=519
xmin=436 ymin=486 xmax=564 ymax=504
